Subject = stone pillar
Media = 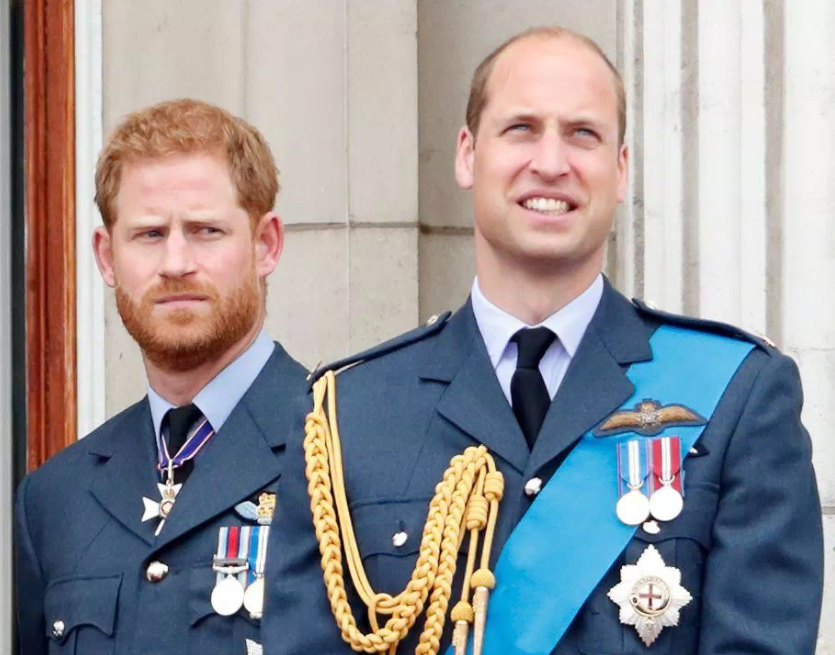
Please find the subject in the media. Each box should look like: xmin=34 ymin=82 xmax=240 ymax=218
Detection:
xmin=783 ymin=2 xmax=835 ymax=648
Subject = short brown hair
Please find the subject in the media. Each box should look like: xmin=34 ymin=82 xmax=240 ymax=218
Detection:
xmin=465 ymin=27 xmax=626 ymax=146
xmin=95 ymin=98 xmax=279 ymax=230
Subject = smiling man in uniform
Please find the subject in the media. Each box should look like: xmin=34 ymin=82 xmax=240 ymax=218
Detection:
xmin=264 ymin=27 xmax=823 ymax=655
xmin=16 ymin=99 xmax=307 ymax=654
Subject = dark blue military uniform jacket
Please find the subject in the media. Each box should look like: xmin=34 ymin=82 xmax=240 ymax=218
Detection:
xmin=15 ymin=343 xmax=307 ymax=655
xmin=263 ymin=280 xmax=823 ymax=654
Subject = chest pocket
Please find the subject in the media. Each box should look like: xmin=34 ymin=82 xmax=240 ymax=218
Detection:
xmin=44 ymin=573 xmax=121 ymax=655
xmin=350 ymin=499 xmax=433 ymax=597
xmin=188 ymin=563 xmax=260 ymax=654
xmin=575 ymin=483 xmax=719 ymax=655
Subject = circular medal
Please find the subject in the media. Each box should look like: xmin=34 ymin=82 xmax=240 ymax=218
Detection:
xmin=211 ymin=576 xmax=245 ymax=616
xmin=243 ymin=577 xmax=265 ymax=617
xmin=629 ymin=575 xmax=672 ymax=618
xmin=616 ymin=489 xmax=651 ymax=526
xmin=649 ymin=484 xmax=683 ymax=522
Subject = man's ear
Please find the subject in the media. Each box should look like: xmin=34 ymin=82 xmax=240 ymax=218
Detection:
xmin=254 ymin=212 xmax=283 ymax=278
xmin=616 ymin=143 xmax=629 ymax=203
xmin=93 ymin=226 xmax=116 ymax=287
xmin=454 ymin=126 xmax=476 ymax=190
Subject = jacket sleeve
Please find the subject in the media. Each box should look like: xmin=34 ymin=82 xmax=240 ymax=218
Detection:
xmin=698 ymin=352 xmax=823 ymax=654
xmin=15 ymin=475 xmax=47 ymax=655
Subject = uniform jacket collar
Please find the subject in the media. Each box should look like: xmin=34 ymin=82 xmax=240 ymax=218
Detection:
xmin=419 ymin=278 xmax=653 ymax=475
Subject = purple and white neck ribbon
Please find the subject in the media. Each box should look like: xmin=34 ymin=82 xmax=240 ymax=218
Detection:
xmin=156 ymin=415 xmax=215 ymax=476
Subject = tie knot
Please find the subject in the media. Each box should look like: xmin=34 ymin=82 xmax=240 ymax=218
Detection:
xmin=164 ymin=403 xmax=204 ymax=453
xmin=512 ymin=327 xmax=556 ymax=369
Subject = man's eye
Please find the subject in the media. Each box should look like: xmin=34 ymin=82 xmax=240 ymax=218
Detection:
xmin=142 ymin=229 xmax=163 ymax=239
xmin=198 ymin=226 xmax=222 ymax=235
xmin=507 ymin=124 xmax=530 ymax=133
xmin=575 ymin=127 xmax=599 ymax=139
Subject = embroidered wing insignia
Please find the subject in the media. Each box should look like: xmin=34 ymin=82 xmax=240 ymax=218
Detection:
xmin=594 ymin=399 xmax=706 ymax=437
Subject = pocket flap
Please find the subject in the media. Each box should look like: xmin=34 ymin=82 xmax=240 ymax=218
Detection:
xmin=350 ymin=498 xmax=434 ymax=559
xmin=44 ymin=574 xmax=122 ymax=643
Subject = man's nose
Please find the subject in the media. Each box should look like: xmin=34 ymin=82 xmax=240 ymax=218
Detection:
xmin=529 ymin=130 xmax=570 ymax=181
xmin=159 ymin=230 xmax=196 ymax=278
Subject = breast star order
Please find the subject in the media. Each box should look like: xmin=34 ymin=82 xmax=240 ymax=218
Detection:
xmin=607 ymin=544 xmax=692 ymax=646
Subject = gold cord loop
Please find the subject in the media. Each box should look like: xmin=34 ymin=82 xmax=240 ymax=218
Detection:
xmin=304 ymin=371 xmax=503 ymax=655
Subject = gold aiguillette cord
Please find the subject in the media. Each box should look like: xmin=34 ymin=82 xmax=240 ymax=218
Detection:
xmin=304 ymin=371 xmax=504 ymax=655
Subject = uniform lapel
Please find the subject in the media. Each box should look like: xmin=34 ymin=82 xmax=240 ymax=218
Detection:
xmin=526 ymin=282 xmax=654 ymax=476
xmin=420 ymin=302 xmax=529 ymax=474
xmin=150 ymin=345 xmax=304 ymax=553
xmin=88 ymin=400 xmax=161 ymax=547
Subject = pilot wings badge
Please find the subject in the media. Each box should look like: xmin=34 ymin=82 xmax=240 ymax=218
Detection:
xmin=594 ymin=399 xmax=706 ymax=437
xmin=607 ymin=545 xmax=692 ymax=646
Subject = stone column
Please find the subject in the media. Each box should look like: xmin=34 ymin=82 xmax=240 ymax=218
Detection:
xmin=783 ymin=2 xmax=835 ymax=648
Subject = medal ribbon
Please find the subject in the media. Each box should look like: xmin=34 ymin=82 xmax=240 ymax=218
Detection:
xmin=156 ymin=416 xmax=215 ymax=474
xmin=215 ymin=526 xmax=245 ymax=586
xmin=237 ymin=526 xmax=252 ymax=587
xmin=616 ymin=439 xmax=650 ymax=498
xmin=650 ymin=436 xmax=683 ymax=494
xmin=247 ymin=526 xmax=271 ymax=584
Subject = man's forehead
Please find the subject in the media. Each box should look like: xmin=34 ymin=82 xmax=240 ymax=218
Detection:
xmin=484 ymin=35 xmax=618 ymax=111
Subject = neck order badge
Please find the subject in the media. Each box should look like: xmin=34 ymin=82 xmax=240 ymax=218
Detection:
xmin=446 ymin=325 xmax=753 ymax=655
xmin=142 ymin=411 xmax=215 ymax=535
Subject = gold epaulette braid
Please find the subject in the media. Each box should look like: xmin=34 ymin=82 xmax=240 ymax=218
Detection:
xmin=304 ymin=371 xmax=504 ymax=655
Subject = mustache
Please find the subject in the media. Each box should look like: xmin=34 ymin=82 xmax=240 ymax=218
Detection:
xmin=143 ymin=280 xmax=219 ymax=304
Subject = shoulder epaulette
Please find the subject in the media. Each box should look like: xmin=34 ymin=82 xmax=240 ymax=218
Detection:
xmin=307 ymin=311 xmax=453 ymax=386
xmin=632 ymin=298 xmax=776 ymax=352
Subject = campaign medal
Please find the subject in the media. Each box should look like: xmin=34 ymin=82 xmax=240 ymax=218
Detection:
xmin=608 ymin=545 xmax=692 ymax=646
xmin=211 ymin=526 xmax=250 ymax=616
xmin=648 ymin=436 xmax=684 ymax=522
xmin=243 ymin=525 xmax=271 ymax=618
xmin=141 ymin=416 xmax=215 ymax=534
xmin=615 ymin=440 xmax=651 ymax=526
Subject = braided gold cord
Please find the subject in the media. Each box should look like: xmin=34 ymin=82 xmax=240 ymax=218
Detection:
xmin=305 ymin=371 xmax=504 ymax=655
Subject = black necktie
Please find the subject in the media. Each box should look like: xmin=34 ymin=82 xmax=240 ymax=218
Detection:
xmin=510 ymin=327 xmax=556 ymax=449
xmin=163 ymin=403 xmax=204 ymax=482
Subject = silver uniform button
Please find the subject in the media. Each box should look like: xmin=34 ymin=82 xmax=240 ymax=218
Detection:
xmin=392 ymin=531 xmax=408 ymax=547
xmin=145 ymin=560 xmax=169 ymax=582
xmin=524 ymin=477 xmax=543 ymax=497
xmin=52 ymin=620 xmax=65 ymax=639
xmin=426 ymin=314 xmax=439 ymax=326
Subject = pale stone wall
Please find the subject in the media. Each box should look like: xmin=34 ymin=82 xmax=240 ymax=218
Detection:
xmin=97 ymin=0 xmax=834 ymax=647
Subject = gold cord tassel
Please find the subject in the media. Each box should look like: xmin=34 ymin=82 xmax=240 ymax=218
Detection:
xmin=305 ymin=371 xmax=504 ymax=655
xmin=470 ymin=570 xmax=495 ymax=655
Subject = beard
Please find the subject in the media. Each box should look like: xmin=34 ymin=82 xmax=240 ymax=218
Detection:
xmin=116 ymin=271 xmax=262 ymax=373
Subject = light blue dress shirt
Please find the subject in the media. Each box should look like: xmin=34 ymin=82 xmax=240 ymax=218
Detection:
xmin=147 ymin=328 xmax=275 ymax=443
xmin=471 ymin=274 xmax=603 ymax=404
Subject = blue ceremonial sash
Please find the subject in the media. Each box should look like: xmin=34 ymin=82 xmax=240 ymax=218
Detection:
xmin=446 ymin=324 xmax=754 ymax=655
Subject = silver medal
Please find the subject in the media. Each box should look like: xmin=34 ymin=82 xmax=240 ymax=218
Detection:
xmin=649 ymin=483 xmax=683 ymax=522
xmin=243 ymin=577 xmax=265 ymax=618
xmin=211 ymin=575 xmax=245 ymax=616
xmin=616 ymin=488 xmax=651 ymax=526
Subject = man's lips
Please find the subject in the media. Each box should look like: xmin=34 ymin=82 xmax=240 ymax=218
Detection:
xmin=154 ymin=294 xmax=209 ymax=305
xmin=516 ymin=192 xmax=579 ymax=216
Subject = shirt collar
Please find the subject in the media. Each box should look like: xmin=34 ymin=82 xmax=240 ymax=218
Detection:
xmin=471 ymin=274 xmax=604 ymax=369
xmin=147 ymin=328 xmax=275 ymax=441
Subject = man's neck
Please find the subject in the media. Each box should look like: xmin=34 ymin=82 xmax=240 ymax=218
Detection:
xmin=145 ymin=318 xmax=264 ymax=406
xmin=475 ymin=249 xmax=602 ymax=325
